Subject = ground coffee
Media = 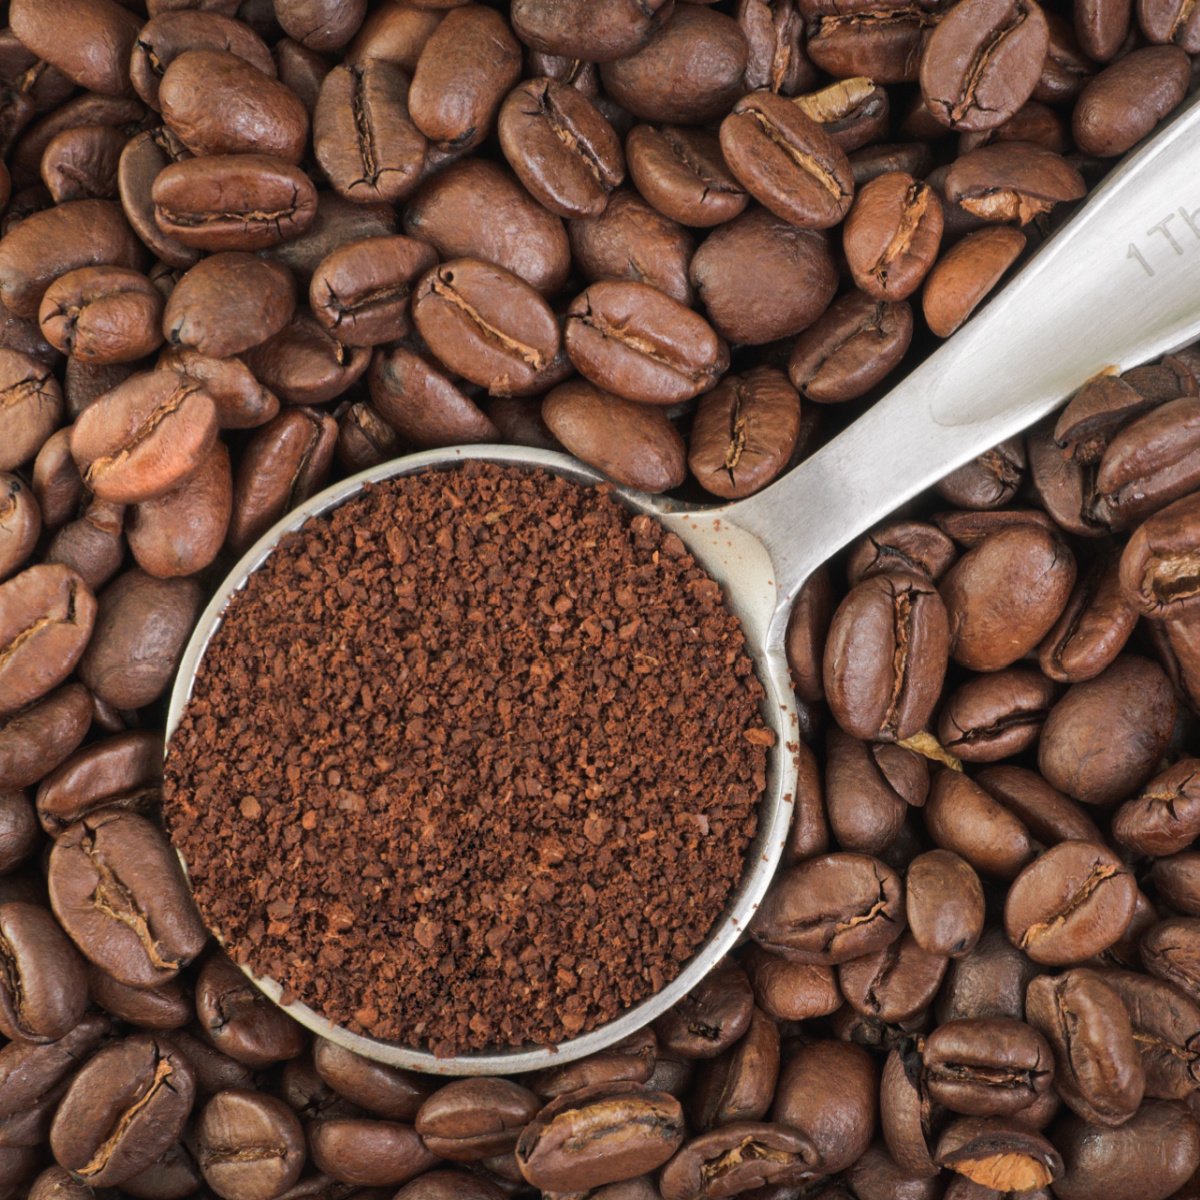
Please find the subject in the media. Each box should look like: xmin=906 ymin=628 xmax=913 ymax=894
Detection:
xmin=164 ymin=461 xmax=767 ymax=1056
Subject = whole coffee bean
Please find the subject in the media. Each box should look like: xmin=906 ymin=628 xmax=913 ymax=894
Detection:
xmin=404 ymin=159 xmax=569 ymax=295
xmin=690 ymin=207 xmax=837 ymax=344
xmin=1004 ymin=839 xmax=1136 ymax=964
xmin=923 ymin=225 xmax=1027 ymax=337
xmin=0 ymin=474 xmax=39 ymax=581
xmin=793 ymin=77 xmax=890 ymax=153
xmin=88 ymin=964 xmax=191 ymax=1030
xmin=824 ymin=730 xmax=925 ymax=856
xmin=739 ymin=0 xmax=814 ymax=95
xmin=408 ymin=6 xmax=521 ymax=151
xmin=49 ymin=1034 xmax=195 ymax=1187
xmin=274 ymin=38 xmax=331 ymax=114
xmin=0 ymin=199 xmax=144 ymax=319
xmin=32 ymin=428 xmax=84 ymax=530
xmin=242 ymin=313 xmax=371 ymax=406
xmin=937 ymin=927 xmax=1039 ymax=1024
xmin=196 ymin=953 xmax=307 ymax=1067
xmin=659 ymin=1121 xmax=819 ymax=1200
xmin=1121 ymin=491 xmax=1200 ymax=618
xmin=515 ymin=1083 xmax=685 ymax=1191
xmin=164 ymin=252 xmax=295 ymax=359
xmin=77 ymin=569 xmax=201 ymax=710
xmin=49 ymin=809 xmax=206 ymax=986
xmin=0 ymin=347 xmax=62 ymax=471
xmin=924 ymin=769 xmax=1036 ymax=880
xmin=564 ymin=280 xmax=726 ymax=405
xmin=39 ymin=124 xmax=125 ymax=205
xmin=936 ymin=668 xmax=1056 ymax=763
xmin=1099 ymin=967 xmax=1200 ymax=1098
xmin=38 ymin=267 xmax=163 ymax=365
xmin=262 ymin=189 xmax=398 ymax=284
xmin=0 ymin=1011 xmax=109 ymax=1121
xmin=934 ymin=1117 xmax=1062 ymax=1191
xmin=0 ymin=682 xmax=90 ymax=790
xmin=788 ymin=290 xmax=913 ymax=403
xmin=542 ymin=380 xmax=685 ymax=493
xmin=159 ymin=347 xmax=278 ymax=430
xmin=313 ymin=61 xmax=427 ymax=204
xmin=843 ymin=172 xmax=943 ymax=301
xmin=823 ymin=568 xmax=949 ymax=742
xmin=742 ymin=944 xmax=840 ymax=1022
xmin=936 ymin=438 xmax=1026 ymax=510
xmin=276 ymin=0 xmax=367 ymax=52
xmin=1054 ymin=1101 xmax=1200 ymax=1200
xmin=0 ymin=563 xmax=96 ymax=717
xmin=309 ymin=236 xmax=436 ymax=347
xmin=720 ymin=91 xmax=854 ymax=230
xmin=785 ymin=569 xmax=835 ymax=706
xmin=772 ymin=1039 xmax=877 ymax=1174
xmin=227 ymin=406 xmax=337 ymax=554
xmin=923 ymin=1017 xmax=1053 ymax=1116
xmin=70 ymin=370 xmax=218 ymax=504
xmin=1140 ymin=0 xmax=1200 ymax=47
xmin=0 ymin=901 xmax=86 ymax=1042
xmin=1142 ymin=916 xmax=1200 ymax=996
xmin=1025 ymin=969 xmax=1144 ymax=1125
xmin=1038 ymin=655 xmax=1176 ymax=805
xmin=308 ymin=1118 xmax=439 ymax=1187
xmin=416 ymin=1079 xmax=540 ymax=1160
xmin=413 ymin=259 xmax=559 ymax=397
xmin=851 ymin=140 xmax=935 ymax=187
xmin=161 ymin=50 xmax=308 ymax=163
xmin=688 ymin=367 xmax=801 ymax=500
xmin=529 ymin=1030 xmax=657 ymax=1102
xmin=943 ymin=143 xmax=1086 ymax=224
xmin=313 ymin=1039 xmax=431 ymax=1120
xmin=920 ymin=0 xmax=1050 ymax=131
xmin=9 ymin=0 xmax=141 ymax=97
xmin=1113 ymin=758 xmax=1200 ymax=856
xmin=194 ymin=1089 xmax=306 ymax=1200
xmin=624 ymin=125 xmax=748 ymax=229
xmin=152 ymin=154 xmax=319 ymax=252
xmin=806 ymin=4 xmax=932 ymax=85
xmin=654 ymin=961 xmax=754 ymax=1060
xmin=599 ymin=6 xmax=746 ymax=125
xmin=568 ymin=189 xmax=695 ymax=305
xmin=687 ymin=1005 xmax=779 ymax=1129
xmin=166 ymin=1029 xmax=255 ymax=1098
xmin=750 ymin=852 xmax=904 ymax=964
xmin=976 ymin=764 xmax=1102 ymax=845
xmin=1037 ymin=552 xmax=1137 ymax=682
xmin=1077 ymin=44 xmax=1192 ymax=155
xmin=1054 ymin=373 xmax=1156 ymax=465
xmin=117 ymin=133 xmax=198 ymax=272
xmin=510 ymin=0 xmax=674 ymax=62
xmin=498 ymin=78 xmax=624 ymax=219
xmin=905 ymin=850 xmax=985 ymax=958
xmin=838 ymin=932 xmax=948 ymax=1022
xmin=940 ymin=524 xmax=1076 ymax=672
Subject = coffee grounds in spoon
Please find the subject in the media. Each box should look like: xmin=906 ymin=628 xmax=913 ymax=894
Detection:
xmin=164 ymin=461 xmax=768 ymax=1056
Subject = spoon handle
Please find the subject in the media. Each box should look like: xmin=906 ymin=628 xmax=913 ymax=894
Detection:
xmin=725 ymin=91 xmax=1200 ymax=622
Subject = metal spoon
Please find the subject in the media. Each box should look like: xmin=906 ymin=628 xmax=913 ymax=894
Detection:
xmin=168 ymin=94 xmax=1200 ymax=1075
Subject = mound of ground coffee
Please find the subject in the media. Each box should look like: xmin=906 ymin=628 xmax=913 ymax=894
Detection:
xmin=164 ymin=462 xmax=767 ymax=1055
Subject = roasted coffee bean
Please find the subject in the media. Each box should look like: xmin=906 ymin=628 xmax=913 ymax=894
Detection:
xmin=923 ymin=225 xmax=1026 ymax=337
xmin=906 ymin=850 xmax=985 ymax=958
xmin=529 ymin=1030 xmax=657 ymax=1102
xmin=1037 ymin=551 xmax=1137 ymax=682
xmin=785 ymin=569 xmax=835 ymax=705
xmin=654 ymin=961 xmax=754 ymax=1060
xmin=659 ymin=1121 xmax=819 ymax=1200
xmin=242 ymin=313 xmax=371 ymax=406
xmin=923 ymin=1017 xmax=1053 ymax=1116
xmin=687 ymin=1005 xmax=779 ymax=1129
xmin=276 ymin=0 xmax=368 ymax=52
xmin=751 ymin=852 xmax=904 ymax=964
xmin=1055 ymin=373 xmax=1154 ymax=465
xmin=313 ymin=61 xmax=427 ymax=205
xmin=159 ymin=347 xmax=278 ymax=430
xmin=31 ymin=428 xmax=83 ymax=529
xmin=196 ymin=953 xmax=306 ymax=1067
xmin=0 ymin=474 xmax=39 ymax=581
xmin=1025 ymin=969 xmax=1144 ymax=1125
xmin=307 ymin=1117 xmax=440 ymax=1187
xmin=934 ymin=1117 xmax=1062 ymax=1191
xmin=823 ymin=569 xmax=949 ymax=742
xmin=515 ymin=1083 xmax=685 ymax=1191
xmin=794 ymin=77 xmax=889 ymax=153
xmin=193 ymin=1089 xmax=307 ymax=1200
xmin=720 ymin=91 xmax=854 ymax=230
xmin=0 ymin=347 xmax=62 ymax=471
xmin=1038 ymin=655 xmax=1176 ymax=805
xmin=624 ymin=125 xmax=748 ymax=228
xmin=0 ymin=901 xmax=86 ymax=1042
xmin=937 ymin=927 xmax=1039 ymax=1024
xmin=49 ymin=1034 xmax=195 ymax=1187
xmin=690 ymin=207 xmax=837 ymax=345
xmin=942 ymin=143 xmax=1086 ymax=224
xmin=336 ymin=399 xmax=401 ymax=472
xmin=117 ymin=132 xmax=199 ymax=272
xmin=847 ymin=520 xmax=957 ymax=586
xmin=70 ymin=369 xmax=218 ymax=505
xmin=39 ymin=266 xmax=163 ymax=366
xmin=1113 ymin=758 xmax=1200 ymax=856
xmin=35 ymin=730 xmax=162 ymax=834
xmin=1121 ymin=491 xmax=1200 ymax=618
xmin=152 ymin=154 xmax=319 ymax=252
xmin=920 ymin=0 xmax=1050 ymax=132
xmin=413 ymin=259 xmax=560 ymax=397
xmin=164 ymin=252 xmax=295 ymax=359
xmin=309 ymin=236 xmax=437 ymax=347
xmin=844 ymin=172 xmax=942 ymax=301
xmin=839 ymin=932 xmax=948 ymax=1023
xmin=936 ymin=439 xmax=1026 ymax=510
xmin=1140 ymin=0 xmax=1200 ymax=47
xmin=0 ymin=563 xmax=96 ymax=717
xmin=48 ymin=809 xmax=206 ymax=986
xmin=498 ymin=78 xmax=624 ymax=219
xmin=564 ymin=280 xmax=726 ymax=405
xmin=937 ymin=668 xmax=1056 ymax=762
xmin=924 ymin=769 xmax=1037 ymax=880
xmin=0 ymin=1010 xmax=108 ymax=1123
xmin=0 ymin=683 xmax=91 ymax=791
xmin=824 ymin=730 xmax=926 ymax=856
xmin=9 ymin=0 xmax=142 ymax=97
xmin=1073 ymin=45 xmax=1190 ymax=157
xmin=1099 ymin=967 xmax=1200 ymax=1098
xmin=161 ymin=50 xmax=308 ymax=162
xmin=408 ymin=6 xmax=521 ymax=151
xmin=87 ymin=964 xmax=191 ymax=1030
xmin=416 ymin=1079 xmax=540 ymax=1160
xmin=741 ymin=944 xmax=840 ymax=1022
xmin=975 ymin=764 xmax=1101 ymax=845
xmin=1142 ymin=916 xmax=1200 ymax=998
xmin=166 ymin=1029 xmax=255 ymax=1098
xmin=313 ymin=1039 xmax=430 ymax=1120
xmin=39 ymin=124 xmax=125 ymax=204
xmin=394 ymin=1170 xmax=510 ymax=1200
xmin=1004 ymin=839 xmax=1136 ymax=964
xmin=404 ymin=159 xmax=570 ymax=295
xmin=511 ymin=0 xmax=674 ymax=62
xmin=789 ymin=290 xmax=913 ymax=403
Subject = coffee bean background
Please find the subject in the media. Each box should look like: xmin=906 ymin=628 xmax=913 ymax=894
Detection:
xmin=0 ymin=0 xmax=1198 ymax=1197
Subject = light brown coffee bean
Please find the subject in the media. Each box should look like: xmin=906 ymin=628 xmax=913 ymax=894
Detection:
xmin=923 ymin=226 xmax=1027 ymax=337
xmin=844 ymin=172 xmax=943 ymax=301
xmin=39 ymin=267 xmax=163 ymax=364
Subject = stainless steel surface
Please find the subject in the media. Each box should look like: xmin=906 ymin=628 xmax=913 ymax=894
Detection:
xmin=168 ymin=92 xmax=1200 ymax=1075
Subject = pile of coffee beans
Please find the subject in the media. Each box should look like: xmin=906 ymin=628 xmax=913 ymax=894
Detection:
xmin=0 ymin=0 xmax=1200 ymax=1196
xmin=164 ymin=462 xmax=768 ymax=1056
